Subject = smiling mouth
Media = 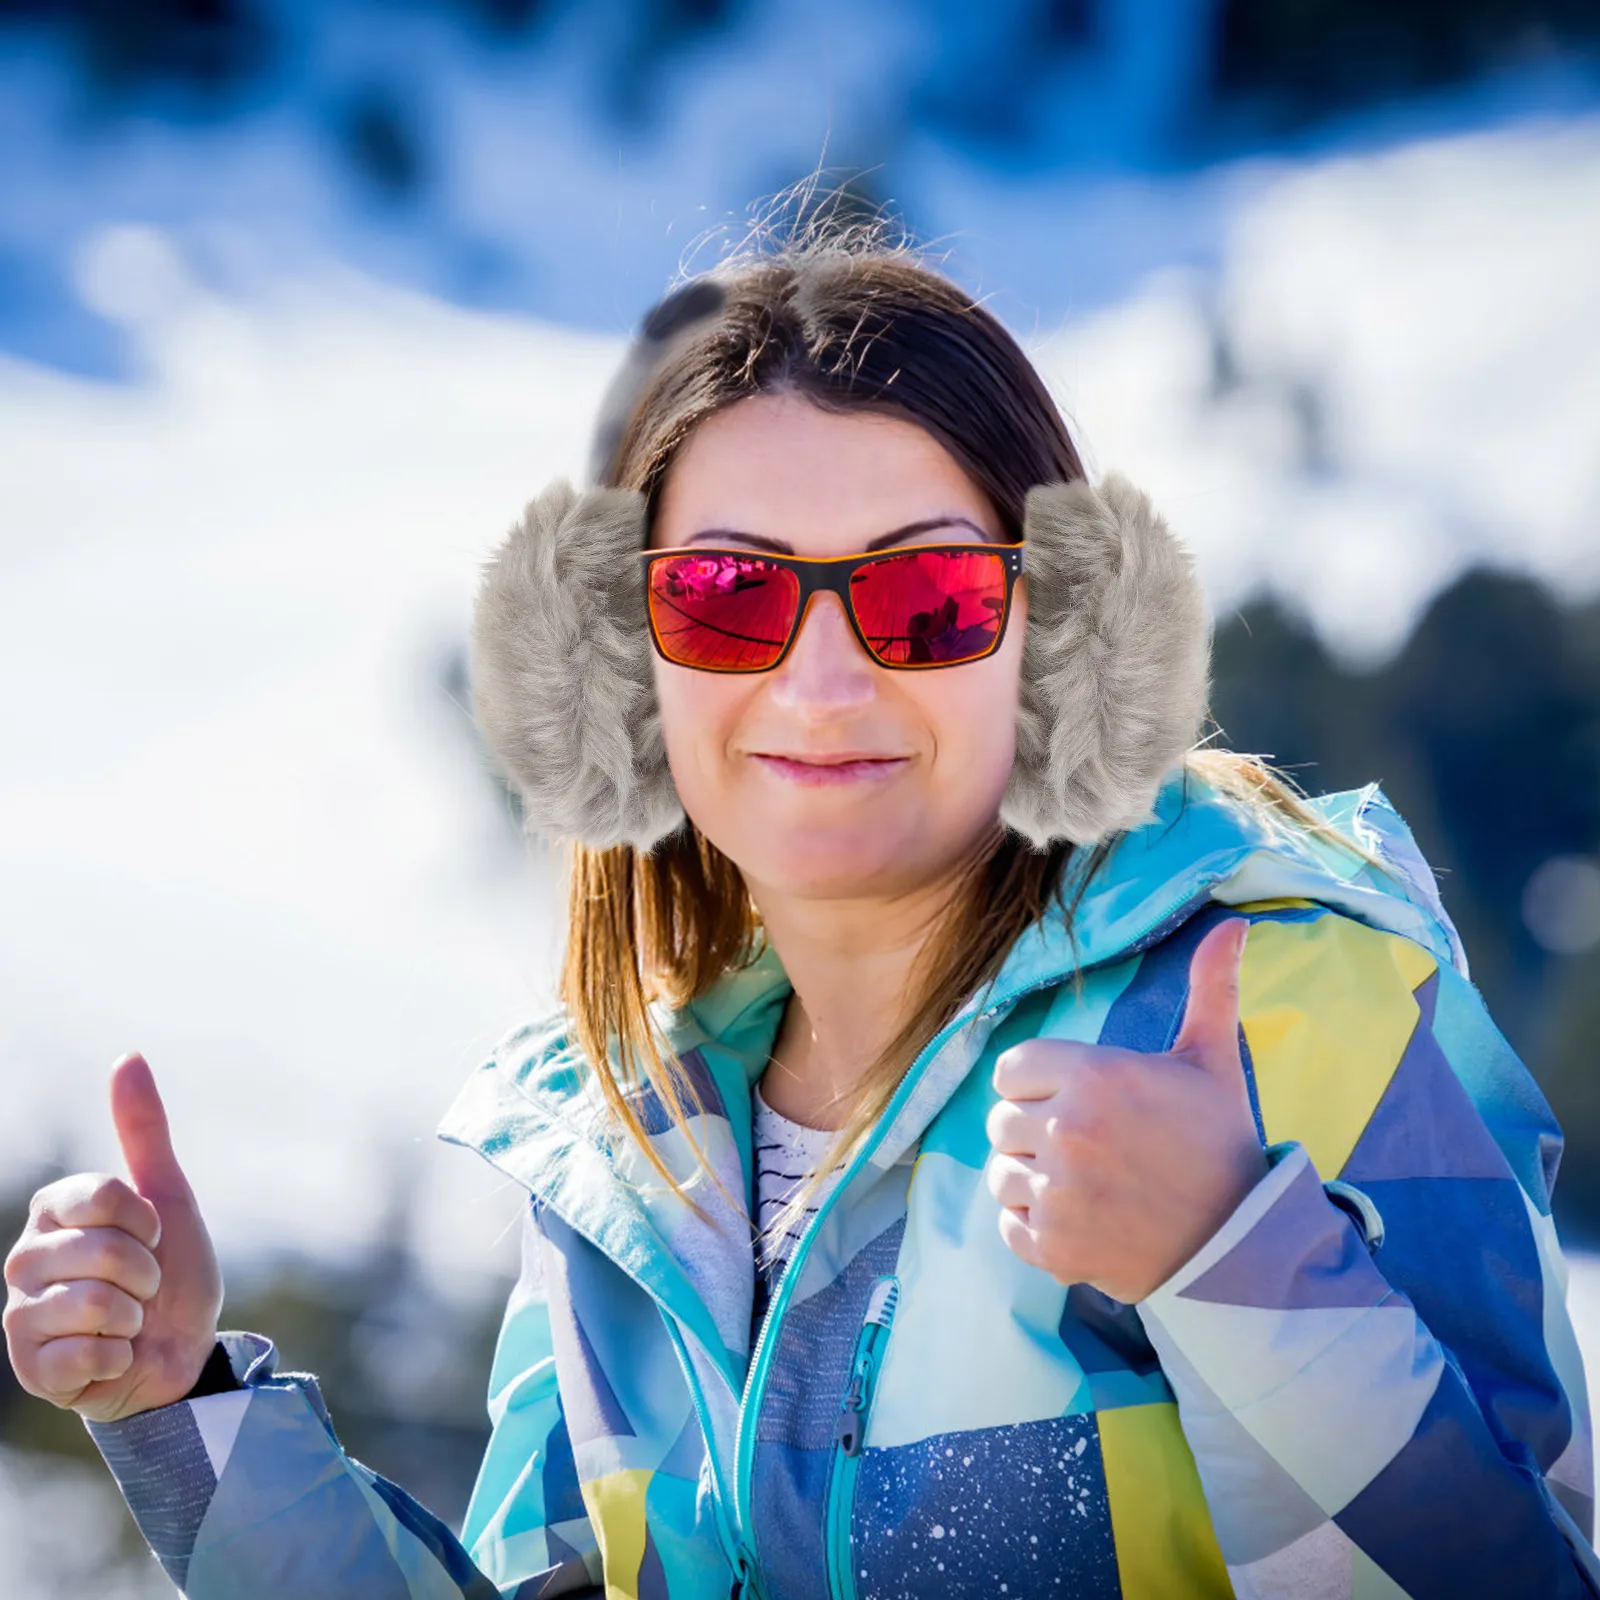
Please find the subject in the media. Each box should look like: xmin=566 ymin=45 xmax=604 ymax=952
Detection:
xmin=755 ymin=754 xmax=908 ymax=766
xmin=749 ymin=752 xmax=912 ymax=785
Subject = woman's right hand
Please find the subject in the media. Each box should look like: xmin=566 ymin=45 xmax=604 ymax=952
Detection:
xmin=3 ymin=1053 xmax=223 ymax=1423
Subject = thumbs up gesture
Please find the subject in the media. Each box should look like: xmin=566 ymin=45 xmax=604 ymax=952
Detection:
xmin=3 ymin=1053 xmax=223 ymax=1422
xmin=984 ymin=918 xmax=1269 ymax=1304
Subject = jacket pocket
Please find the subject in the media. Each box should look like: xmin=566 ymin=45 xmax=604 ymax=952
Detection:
xmin=825 ymin=1276 xmax=900 ymax=1600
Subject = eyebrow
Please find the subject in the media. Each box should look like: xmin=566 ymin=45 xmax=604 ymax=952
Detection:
xmin=682 ymin=515 xmax=997 ymax=553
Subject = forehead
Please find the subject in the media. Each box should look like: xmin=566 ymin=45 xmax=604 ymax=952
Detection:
xmin=648 ymin=392 xmax=1002 ymax=554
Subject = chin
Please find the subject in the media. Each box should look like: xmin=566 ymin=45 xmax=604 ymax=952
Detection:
xmin=739 ymin=823 xmax=943 ymax=899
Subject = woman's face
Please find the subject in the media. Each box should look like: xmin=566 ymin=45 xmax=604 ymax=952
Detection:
xmin=647 ymin=391 xmax=1027 ymax=903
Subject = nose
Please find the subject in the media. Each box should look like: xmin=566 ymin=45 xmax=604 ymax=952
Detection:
xmin=766 ymin=590 xmax=877 ymax=712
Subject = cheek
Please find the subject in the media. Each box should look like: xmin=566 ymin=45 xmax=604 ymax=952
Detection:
xmin=921 ymin=637 xmax=1023 ymax=800
xmin=651 ymin=659 xmax=742 ymax=790
xmin=957 ymin=683 xmax=1018 ymax=802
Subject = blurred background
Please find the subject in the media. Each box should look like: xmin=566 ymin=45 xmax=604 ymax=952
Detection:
xmin=2 ymin=0 xmax=1599 ymax=1591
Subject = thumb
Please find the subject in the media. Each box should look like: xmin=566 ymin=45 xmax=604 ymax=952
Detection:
xmin=1170 ymin=918 xmax=1248 ymax=1079
xmin=110 ymin=1051 xmax=195 ymax=1205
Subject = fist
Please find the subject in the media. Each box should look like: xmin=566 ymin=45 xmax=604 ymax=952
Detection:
xmin=984 ymin=918 xmax=1268 ymax=1303
xmin=4 ymin=1052 xmax=223 ymax=1422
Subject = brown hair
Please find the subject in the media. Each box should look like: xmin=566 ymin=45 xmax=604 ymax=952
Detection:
xmin=558 ymin=214 xmax=1388 ymax=1234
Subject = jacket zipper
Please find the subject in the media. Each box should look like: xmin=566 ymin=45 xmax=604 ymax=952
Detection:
xmin=725 ymin=883 xmax=1210 ymax=1594
xmin=825 ymin=1277 xmax=900 ymax=1600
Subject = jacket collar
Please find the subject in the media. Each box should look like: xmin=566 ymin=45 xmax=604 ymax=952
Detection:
xmin=656 ymin=759 xmax=1464 ymax=1090
xmin=437 ymin=761 xmax=1462 ymax=1380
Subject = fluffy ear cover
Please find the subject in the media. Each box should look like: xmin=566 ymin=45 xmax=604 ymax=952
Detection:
xmin=470 ymin=479 xmax=685 ymax=852
xmin=1001 ymin=473 xmax=1212 ymax=849
xmin=469 ymin=472 xmax=1211 ymax=853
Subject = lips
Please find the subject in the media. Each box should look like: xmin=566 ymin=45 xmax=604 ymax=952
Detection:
xmin=749 ymin=752 xmax=912 ymax=787
xmin=758 ymin=753 xmax=906 ymax=765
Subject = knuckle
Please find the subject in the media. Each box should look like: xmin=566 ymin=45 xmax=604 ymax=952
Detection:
xmin=2 ymin=1293 xmax=33 ymax=1342
xmin=85 ymin=1174 xmax=126 ymax=1212
xmin=2 ymin=1242 xmax=31 ymax=1291
xmin=29 ymin=1175 xmax=80 ymax=1220
xmin=4 ymin=1234 xmax=48 ymax=1293
xmin=91 ymin=1230 xmax=133 ymax=1274
xmin=80 ymin=1279 xmax=118 ymax=1320
xmin=986 ymin=1100 xmax=1025 ymax=1151
xmin=72 ymin=1231 xmax=111 ymax=1281
xmin=1055 ymin=1078 xmax=1116 ymax=1145
xmin=1042 ymin=1107 xmax=1078 ymax=1148
xmin=996 ymin=1040 xmax=1046 ymax=1087
xmin=1074 ymin=1055 xmax=1122 ymax=1102
xmin=1026 ymin=1173 xmax=1062 ymax=1224
xmin=95 ymin=1338 xmax=134 ymax=1382
xmin=1069 ymin=1101 xmax=1113 ymax=1149
xmin=996 ymin=1209 xmax=1029 ymax=1252
xmin=126 ymin=1246 xmax=160 ymax=1299
xmin=35 ymin=1338 xmax=81 ymax=1393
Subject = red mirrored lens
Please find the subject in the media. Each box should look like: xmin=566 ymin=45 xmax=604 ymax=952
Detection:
xmin=850 ymin=548 xmax=1008 ymax=666
xmin=646 ymin=552 xmax=799 ymax=671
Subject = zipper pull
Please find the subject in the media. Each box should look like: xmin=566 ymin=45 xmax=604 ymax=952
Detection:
xmin=837 ymin=1368 xmax=867 ymax=1457
xmin=836 ymin=1277 xmax=899 ymax=1459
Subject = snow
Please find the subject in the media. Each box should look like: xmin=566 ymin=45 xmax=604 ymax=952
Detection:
xmin=1029 ymin=112 xmax=1600 ymax=668
xmin=0 ymin=275 xmax=625 ymax=1295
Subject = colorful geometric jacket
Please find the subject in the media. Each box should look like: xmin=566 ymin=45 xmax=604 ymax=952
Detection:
xmin=86 ymin=765 xmax=1600 ymax=1598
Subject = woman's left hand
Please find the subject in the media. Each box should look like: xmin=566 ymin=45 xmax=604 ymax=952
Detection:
xmin=984 ymin=917 xmax=1269 ymax=1304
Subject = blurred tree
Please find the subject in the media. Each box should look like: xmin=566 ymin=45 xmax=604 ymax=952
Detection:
xmin=4 ymin=0 xmax=1598 ymax=189
xmin=1542 ymin=932 xmax=1600 ymax=1246
xmin=1386 ymin=571 xmax=1600 ymax=1040
xmin=0 ymin=0 xmax=276 ymax=110
xmin=454 ymin=0 xmax=555 ymax=38
xmin=604 ymin=0 xmax=748 ymax=131
xmin=1215 ymin=0 xmax=1600 ymax=130
xmin=333 ymin=80 xmax=429 ymax=201
xmin=1210 ymin=570 xmax=1600 ymax=1237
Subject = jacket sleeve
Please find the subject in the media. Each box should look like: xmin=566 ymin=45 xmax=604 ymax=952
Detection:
xmin=1135 ymin=908 xmax=1599 ymax=1600
xmin=84 ymin=1211 xmax=600 ymax=1599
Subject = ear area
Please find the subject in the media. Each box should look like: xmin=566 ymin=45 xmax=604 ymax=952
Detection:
xmin=1001 ymin=473 xmax=1213 ymax=850
xmin=469 ymin=479 xmax=685 ymax=851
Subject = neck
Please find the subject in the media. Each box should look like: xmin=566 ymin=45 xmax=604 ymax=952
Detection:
xmin=746 ymin=837 xmax=994 ymax=1131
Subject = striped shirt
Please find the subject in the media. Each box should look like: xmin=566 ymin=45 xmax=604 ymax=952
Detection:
xmin=751 ymin=1080 xmax=842 ymax=1327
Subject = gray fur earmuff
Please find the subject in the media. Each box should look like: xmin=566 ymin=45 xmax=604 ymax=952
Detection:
xmin=470 ymin=480 xmax=684 ymax=851
xmin=1000 ymin=474 xmax=1213 ymax=850
xmin=468 ymin=473 xmax=1211 ymax=853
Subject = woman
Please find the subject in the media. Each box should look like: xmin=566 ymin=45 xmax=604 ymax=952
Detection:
xmin=5 ymin=230 xmax=1597 ymax=1599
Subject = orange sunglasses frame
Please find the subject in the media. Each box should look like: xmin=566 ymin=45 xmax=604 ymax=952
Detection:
xmin=637 ymin=541 xmax=1027 ymax=673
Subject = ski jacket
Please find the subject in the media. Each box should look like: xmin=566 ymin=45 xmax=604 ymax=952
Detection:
xmin=87 ymin=766 xmax=1600 ymax=1598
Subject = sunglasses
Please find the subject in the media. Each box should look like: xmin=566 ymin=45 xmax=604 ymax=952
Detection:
xmin=638 ymin=542 xmax=1026 ymax=674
